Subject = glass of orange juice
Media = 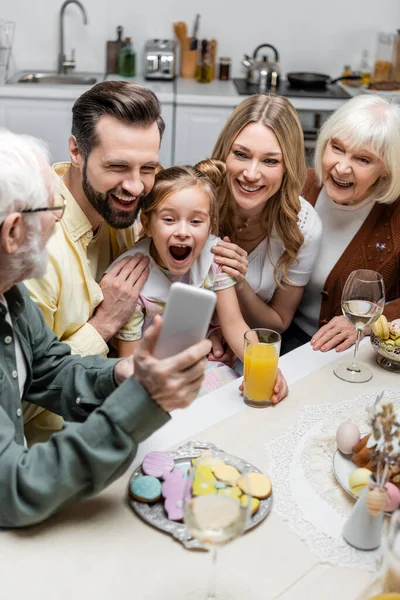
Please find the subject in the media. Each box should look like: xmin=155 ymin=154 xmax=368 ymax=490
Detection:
xmin=243 ymin=328 xmax=281 ymax=408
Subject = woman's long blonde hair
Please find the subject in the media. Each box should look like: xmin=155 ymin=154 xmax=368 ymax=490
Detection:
xmin=212 ymin=94 xmax=307 ymax=286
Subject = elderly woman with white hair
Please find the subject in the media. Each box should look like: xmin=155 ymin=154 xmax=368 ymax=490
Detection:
xmin=285 ymin=94 xmax=400 ymax=353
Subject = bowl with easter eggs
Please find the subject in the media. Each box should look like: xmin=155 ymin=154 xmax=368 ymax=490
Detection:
xmin=370 ymin=315 xmax=400 ymax=373
xmin=333 ymin=419 xmax=400 ymax=516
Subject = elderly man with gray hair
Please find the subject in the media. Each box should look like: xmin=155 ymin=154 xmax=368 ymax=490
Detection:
xmin=0 ymin=129 xmax=211 ymax=528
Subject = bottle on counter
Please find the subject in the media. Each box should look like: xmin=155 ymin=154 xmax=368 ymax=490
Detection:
xmin=218 ymin=57 xmax=231 ymax=81
xmin=341 ymin=64 xmax=353 ymax=85
xmin=118 ymin=37 xmax=136 ymax=77
xmin=373 ymin=32 xmax=394 ymax=82
xmin=360 ymin=50 xmax=372 ymax=86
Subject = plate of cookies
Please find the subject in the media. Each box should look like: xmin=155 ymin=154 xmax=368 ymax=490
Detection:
xmin=128 ymin=440 xmax=273 ymax=549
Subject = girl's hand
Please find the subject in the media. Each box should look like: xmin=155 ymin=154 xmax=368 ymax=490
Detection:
xmin=311 ymin=315 xmax=368 ymax=352
xmin=208 ymin=329 xmax=237 ymax=368
xmin=239 ymin=368 xmax=289 ymax=405
xmin=211 ymin=237 xmax=248 ymax=288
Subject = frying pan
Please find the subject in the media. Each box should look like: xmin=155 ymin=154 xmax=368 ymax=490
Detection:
xmin=287 ymin=72 xmax=362 ymax=89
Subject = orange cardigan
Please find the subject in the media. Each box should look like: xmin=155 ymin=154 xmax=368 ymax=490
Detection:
xmin=302 ymin=169 xmax=400 ymax=326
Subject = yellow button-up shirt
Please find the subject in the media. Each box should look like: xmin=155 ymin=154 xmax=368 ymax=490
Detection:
xmin=25 ymin=162 xmax=139 ymax=358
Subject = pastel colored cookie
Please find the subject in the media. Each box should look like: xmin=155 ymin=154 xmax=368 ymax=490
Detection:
xmin=215 ymin=481 xmax=227 ymax=489
xmin=174 ymin=464 xmax=190 ymax=478
xmin=217 ymin=486 xmax=242 ymax=500
xmin=240 ymin=494 xmax=261 ymax=515
xmin=195 ymin=465 xmax=216 ymax=482
xmin=212 ymin=462 xmax=241 ymax=485
xmin=129 ymin=475 xmax=162 ymax=502
xmin=142 ymin=451 xmax=174 ymax=478
xmin=192 ymin=452 xmax=219 ymax=467
xmin=162 ymin=470 xmax=187 ymax=521
xmin=192 ymin=471 xmax=216 ymax=496
xmin=349 ymin=468 xmax=372 ymax=498
xmin=237 ymin=472 xmax=272 ymax=499
xmin=162 ymin=469 xmax=186 ymax=498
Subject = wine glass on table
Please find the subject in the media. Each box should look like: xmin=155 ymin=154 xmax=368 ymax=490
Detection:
xmin=183 ymin=456 xmax=253 ymax=600
xmin=334 ymin=269 xmax=385 ymax=383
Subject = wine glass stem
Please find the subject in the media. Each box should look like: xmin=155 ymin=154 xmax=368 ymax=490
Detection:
xmin=348 ymin=328 xmax=362 ymax=373
xmin=207 ymin=546 xmax=218 ymax=599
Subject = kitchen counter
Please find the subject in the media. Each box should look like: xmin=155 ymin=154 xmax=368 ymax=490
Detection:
xmin=0 ymin=72 xmax=361 ymax=110
xmin=176 ymin=78 xmax=353 ymax=111
xmin=0 ymin=73 xmax=175 ymax=103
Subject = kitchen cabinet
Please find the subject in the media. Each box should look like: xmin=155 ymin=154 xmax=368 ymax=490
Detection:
xmin=174 ymin=104 xmax=235 ymax=164
xmin=0 ymin=91 xmax=174 ymax=166
xmin=0 ymin=97 xmax=74 ymax=162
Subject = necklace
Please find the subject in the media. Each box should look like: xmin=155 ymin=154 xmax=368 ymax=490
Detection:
xmin=236 ymin=213 xmax=262 ymax=233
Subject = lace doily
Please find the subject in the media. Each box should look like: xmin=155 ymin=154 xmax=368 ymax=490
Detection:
xmin=265 ymin=389 xmax=400 ymax=571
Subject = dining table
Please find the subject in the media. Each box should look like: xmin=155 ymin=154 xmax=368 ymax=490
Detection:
xmin=3 ymin=339 xmax=399 ymax=600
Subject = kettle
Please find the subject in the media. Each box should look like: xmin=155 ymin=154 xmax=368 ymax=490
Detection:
xmin=242 ymin=44 xmax=280 ymax=91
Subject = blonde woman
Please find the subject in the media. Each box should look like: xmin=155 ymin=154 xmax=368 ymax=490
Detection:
xmin=209 ymin=94 xmax=322 ymax=359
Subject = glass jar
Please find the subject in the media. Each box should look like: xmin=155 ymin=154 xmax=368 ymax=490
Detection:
xmin=373 ymin=32 xmax=395 ymax=82
xmin=218 ymin=57 xmax=231 ymax=81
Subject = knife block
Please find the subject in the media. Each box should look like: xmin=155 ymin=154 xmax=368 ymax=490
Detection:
xmin=180 ymin=48 xmax=197 ymax=78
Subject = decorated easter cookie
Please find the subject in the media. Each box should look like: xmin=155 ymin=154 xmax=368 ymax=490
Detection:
xmin=129 ymin=475 xmax=162 ymax=502
xmin=212 ymin=462 xmax=241 ymax=485
xmin=192 ymin=468 xmax=216 ymax=496
xmin=240 ymin=494 xmax=261 ymax=515
xmin=237 ymin=472 xmax=272 ymax=499
xmin=217 ymin=486 xmax=242 ymax=500
xmin=195 ymin=465 xmax=216 ymax=482
xmin=162 ymin=470 xmax=187 ymax=521
xmin=191 ymin=452 xmax=219 ymax=467
xmin=142 ymin=451 xmax=174 ymax=478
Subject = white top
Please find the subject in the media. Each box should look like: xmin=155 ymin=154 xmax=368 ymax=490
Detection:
xmin=294 ymin=187 xmax=376 ymax=336
xmin=246 ymin=196 xmax=322 ymax=303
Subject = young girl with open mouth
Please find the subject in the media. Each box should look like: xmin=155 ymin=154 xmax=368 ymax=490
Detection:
xmin=108 ymin=159 xmax=287 ymax=401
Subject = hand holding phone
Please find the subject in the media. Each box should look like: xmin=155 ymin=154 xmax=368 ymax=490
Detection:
xmin=153 ymin=282 xmax=216 ymax=359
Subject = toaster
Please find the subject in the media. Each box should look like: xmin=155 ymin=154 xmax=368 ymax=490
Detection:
xmin=144 ymin=39 xmax=176 ymax=80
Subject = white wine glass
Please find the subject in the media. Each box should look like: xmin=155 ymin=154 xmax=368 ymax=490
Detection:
xmin=183 ymin=456 xmax=253 ymax=600
xmin=334 ymin=269 xmax=385 ymax=383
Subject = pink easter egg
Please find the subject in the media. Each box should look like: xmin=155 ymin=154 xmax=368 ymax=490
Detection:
xmin=385 ymin=482 xmax=400 ymax=512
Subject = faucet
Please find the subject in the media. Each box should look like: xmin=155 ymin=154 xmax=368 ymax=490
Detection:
xmin=58 ymin=0 xmax=88 ymax=75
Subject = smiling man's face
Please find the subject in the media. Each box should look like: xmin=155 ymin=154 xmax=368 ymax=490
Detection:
xmin=82 ymin=115 xmax=160 ymax=228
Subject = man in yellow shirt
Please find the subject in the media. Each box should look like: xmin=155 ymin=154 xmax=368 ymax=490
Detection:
xmin=24 ymin=81 xmax=165 ymax=443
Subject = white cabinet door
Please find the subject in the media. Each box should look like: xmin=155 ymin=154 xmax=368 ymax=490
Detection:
xmin=0 ymin=97 xmax=174 ymax=166
xmin=174 ymin=105 xmax=235 ymax=165
xmin=0 ymin=98 xmax=74 ymax=163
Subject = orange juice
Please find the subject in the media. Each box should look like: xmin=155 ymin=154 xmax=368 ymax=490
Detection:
xmin=370 ymin=595 xmax=400 ymax=599
xmin=244 ymin=343 xmax=278 ymax=405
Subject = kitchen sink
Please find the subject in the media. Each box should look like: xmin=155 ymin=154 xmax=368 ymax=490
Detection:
xmin=10 ymin=72 xmax=100 ymax=85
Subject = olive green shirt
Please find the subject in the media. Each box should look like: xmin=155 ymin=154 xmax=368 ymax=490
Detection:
xmin=0 ymin=284 xmax=169 ymax=528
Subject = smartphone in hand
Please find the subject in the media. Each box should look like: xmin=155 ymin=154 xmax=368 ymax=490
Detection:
xmin=153 ymin=282 xmax=216 ymax=359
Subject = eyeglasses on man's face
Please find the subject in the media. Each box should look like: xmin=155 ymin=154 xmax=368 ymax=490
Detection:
xmin=0 ymin=196 xmax=66 ymax=232
xmin=20 ymin=195 xmax=67 ymax=220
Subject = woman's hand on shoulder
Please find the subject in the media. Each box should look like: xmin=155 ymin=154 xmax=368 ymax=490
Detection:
xmin=211 ymin=237 xmax=248 ymax=288
xmin=311 ymin=315 xmax=367 ymax=352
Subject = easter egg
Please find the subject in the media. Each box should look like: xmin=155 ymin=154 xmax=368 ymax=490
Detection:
xmin=336 ymin=421 xmax=361 ymax=455
xmin=349 ymin=468 xmax=372 ymax=497
xmin=385 ymin=482 xmax=400 ymax=512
